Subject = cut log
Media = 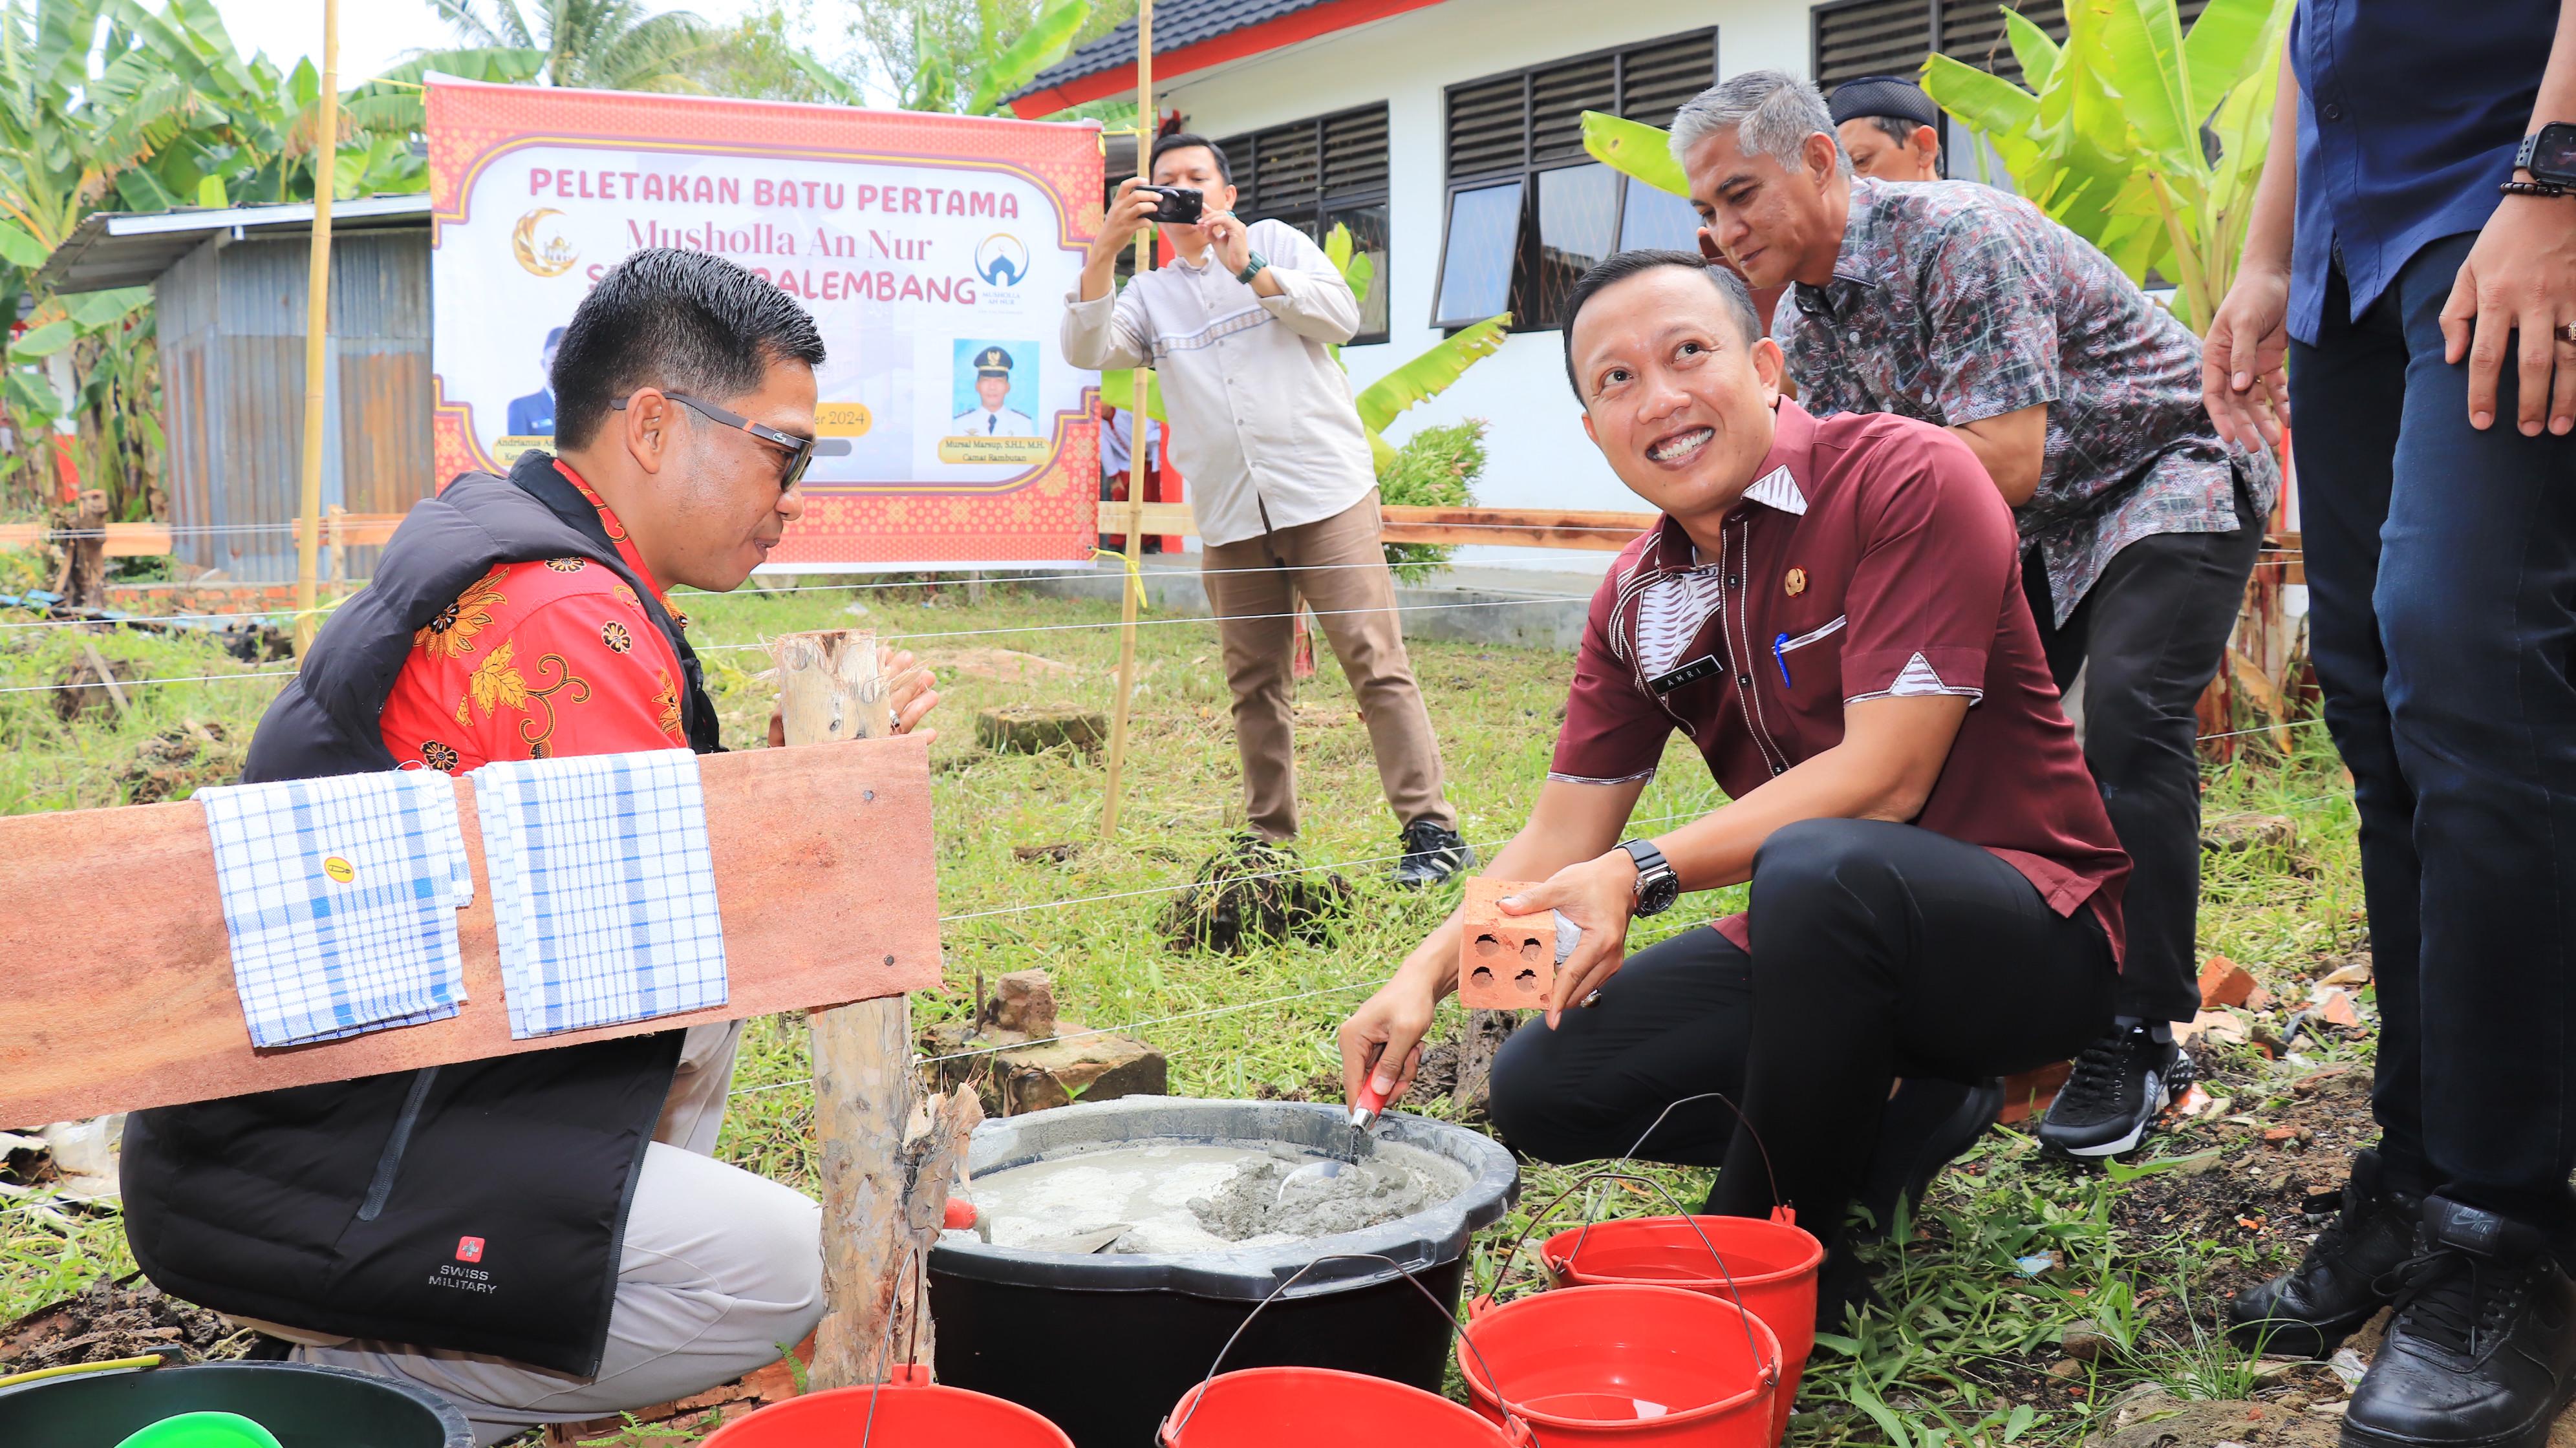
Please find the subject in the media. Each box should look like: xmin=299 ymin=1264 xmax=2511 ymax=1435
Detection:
xmin=778 ymin=630 xmax=974 ymax=1390
xmin=978 ymin=704 xmax=1106 ymax=756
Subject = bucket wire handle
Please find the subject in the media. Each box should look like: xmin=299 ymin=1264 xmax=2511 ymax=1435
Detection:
xmin=1560 ymin=1090 xmax=1788 ymax=1272
xmin=858 ymin=1244 xmax=930 ymax=1448
xmin=1165 ymin=1251 xmax=1538 ymax=1447
xmin=1482 ymin=1167 xmax=1779 ymax=1389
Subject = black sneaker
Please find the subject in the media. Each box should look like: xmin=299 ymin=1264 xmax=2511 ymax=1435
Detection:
xmin=2035 ymin=1021 xmax=2193 ymax=1158
xmin=1390 ymin=818 xmax=1474 ymax=889
xmin=2343 ymin=1195 xmax=2576 ymax=1448
xmin=2227 ymin=1148 xmax=2421 ymax=1358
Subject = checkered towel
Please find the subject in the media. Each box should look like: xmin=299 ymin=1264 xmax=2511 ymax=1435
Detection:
xmin=198 ymin=768 xmax=473 ymax=1048
xmin=469 ymin=749 xmax=729 ymax=1039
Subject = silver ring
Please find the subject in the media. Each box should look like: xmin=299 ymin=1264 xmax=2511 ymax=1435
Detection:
xmin=2560 ymin=321 xmax=2576 ymax=345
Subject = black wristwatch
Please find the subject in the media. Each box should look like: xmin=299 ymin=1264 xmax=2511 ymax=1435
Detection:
xmin=2515 ymin=123 xmax=2576 ymax=188
xmin=1618 ymin=838 xmax=1681 ymax=917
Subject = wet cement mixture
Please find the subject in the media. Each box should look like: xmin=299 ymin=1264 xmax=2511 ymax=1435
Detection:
xmin=967 ymin=1138 xmax=1463 ymax=1256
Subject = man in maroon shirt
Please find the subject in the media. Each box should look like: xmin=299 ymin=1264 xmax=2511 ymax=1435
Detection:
xmin=1337 ymin=251 xmax=2130 ymax=1318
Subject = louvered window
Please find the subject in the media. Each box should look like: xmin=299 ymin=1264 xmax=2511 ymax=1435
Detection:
xmin=1814 ymin=0 xmax=2209 ymax=91
xmin=1435 ymin=28 xmax=1720 ymax=333
xmin=1218 ymin=104 xmax=1392 ymax=344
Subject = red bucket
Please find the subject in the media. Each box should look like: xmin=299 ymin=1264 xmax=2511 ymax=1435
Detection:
xmin=1162 ymin=1367 xmax=1521 ymax=1446
xmin=1457 ymin=1283 xmax=1779 ymax=1445
xmin=703 ymin=1365 xmax=1072 ymax=1447
xmin=1543 ymin=1214 xmax=1823 ymax=1443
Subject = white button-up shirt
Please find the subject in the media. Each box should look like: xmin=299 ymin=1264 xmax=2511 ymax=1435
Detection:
xmin=1061 ymin=218 xmax=1377 ymax=548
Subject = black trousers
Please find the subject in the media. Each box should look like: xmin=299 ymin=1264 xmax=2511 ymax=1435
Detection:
xmin=2022 ymin=513 xmax=2260 ymax=1025
xmin=1487 ymin=818 xmax=2115 ymax=1250
xmin=2290 ymin=235 xmax=2576 ymax=1237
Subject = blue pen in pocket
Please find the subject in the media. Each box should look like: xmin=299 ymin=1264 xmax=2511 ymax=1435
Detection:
xmin=1772 ymin=632 xmax=1792 ymax=687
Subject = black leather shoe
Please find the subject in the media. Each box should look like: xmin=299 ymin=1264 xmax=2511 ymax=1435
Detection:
xmin=2343 ymin=1195 xmax=2576 ymax=1448
xmin=1390 ymin=818 xmax=1474 ymax=889
xmin=2229 ymin=1148 xmax=2421 ymax=1357
xmin=1850 ymin=1076 xmax=2004 ymax=1244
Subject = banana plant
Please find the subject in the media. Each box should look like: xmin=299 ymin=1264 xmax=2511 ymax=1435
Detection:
xmin=1581 ymin=111 xmax=1689 ymax=199
xmin=785 ymin=0 xmax=1090 ymax=116
xmin=1102 ymin=223 xmax=1507 ymax=476
xmin=1920 ymin=0 xmax=2294 ymax=334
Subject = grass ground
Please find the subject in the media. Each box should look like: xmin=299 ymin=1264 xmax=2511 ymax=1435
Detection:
xmin=0 ymin=570 xmax=2368 ymax=1446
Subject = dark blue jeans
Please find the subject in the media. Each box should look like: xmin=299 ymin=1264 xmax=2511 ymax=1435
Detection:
xmin=2290 ymin=231 xmax=2576 ymax=1237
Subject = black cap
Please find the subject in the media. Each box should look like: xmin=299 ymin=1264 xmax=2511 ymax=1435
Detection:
xmin=1829 ymin=75 xmax=1940 ymax=131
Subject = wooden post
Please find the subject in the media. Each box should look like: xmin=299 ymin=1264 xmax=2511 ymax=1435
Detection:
xmin=292 ymin=0 xmax=339 ymax=656
xmin=774 ymin=629 xmax=980 ymax=1388
xmin=1099 ymin=0 xmax=1154 ymax=838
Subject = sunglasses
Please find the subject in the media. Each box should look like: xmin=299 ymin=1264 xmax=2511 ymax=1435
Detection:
xmin=610 ymin=391 xmax=852 ymax=488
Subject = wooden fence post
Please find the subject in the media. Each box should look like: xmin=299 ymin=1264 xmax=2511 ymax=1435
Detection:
xmin=773 ymin=629 xmax=979 ymax=1390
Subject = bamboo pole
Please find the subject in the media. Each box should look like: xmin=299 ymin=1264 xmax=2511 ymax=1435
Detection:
xmin=1099 ymin=0 xmax=1153 ymax=838
xmin=292 ymin=0 xmax=339 ymax=656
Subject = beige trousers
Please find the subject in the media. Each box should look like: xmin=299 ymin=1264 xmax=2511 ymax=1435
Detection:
xmin=1200 ymin=490 xmax=1455 ymax=840
xmin=290 ymin=1023 xmax=824 ymax=1446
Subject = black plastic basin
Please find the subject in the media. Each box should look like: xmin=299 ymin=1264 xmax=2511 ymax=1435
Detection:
xmin=0 ymin=1361 xmax=471 ymax=1447
xmin=928 ymin=1096 xmax=1519 ymax=1448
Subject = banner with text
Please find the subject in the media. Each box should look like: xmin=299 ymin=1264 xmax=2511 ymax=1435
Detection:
xmin=428 ymin=78 xmax=1104 ymax=567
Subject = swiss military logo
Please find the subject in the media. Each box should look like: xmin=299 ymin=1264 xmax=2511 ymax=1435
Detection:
xmin=455 ymin=1236 xmax=486 ymax=1263
xmin=1785 ymin=568 xmax=1807 ymax=597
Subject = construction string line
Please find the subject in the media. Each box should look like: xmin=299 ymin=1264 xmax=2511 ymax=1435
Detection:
xmin=0 ymin=555 xmax=1560 ymax=635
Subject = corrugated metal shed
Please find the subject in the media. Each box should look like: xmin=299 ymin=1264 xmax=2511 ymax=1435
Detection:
xmin=41 ymin=198 xmax=432 ymax=582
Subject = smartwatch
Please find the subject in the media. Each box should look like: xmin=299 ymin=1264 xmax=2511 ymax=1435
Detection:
xmin=2516 ymin=123 xmax=2576 ymax=187
xmin=1618 ymin=838 xmax=1682 ymax=917
xmin=1235 ymin=251 xmax=1269 ymax=286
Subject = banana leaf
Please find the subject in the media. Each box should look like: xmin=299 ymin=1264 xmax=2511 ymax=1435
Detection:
xmin=966 ymin=0 xmax=1092 ymax=115
xmin=2182 ymin=0 xmax=2294 ymax=101
xmin=1352 ymin=315 xmax=1508 ymax=436
xmin=0 ymin=217 xmax=47 ymax=268
xmin=2004 ymin=10 xmax=2061 ymax=92
xmin=11 ymin=319 xmax=73 ymax=357
xmin=1580 ymin=112 xmax=1689 ymax=198
xmin=1097 ymin=367 xmax=1166 ymax=423
xmin=67 ymin=286 xmax=149 ymax=329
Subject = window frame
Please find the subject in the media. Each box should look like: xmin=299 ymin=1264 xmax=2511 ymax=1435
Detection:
xmin=1433 ymin=27 xmax=1721 ymax=335
xmin=1218 ymin=102 xmax=1393 ymax=346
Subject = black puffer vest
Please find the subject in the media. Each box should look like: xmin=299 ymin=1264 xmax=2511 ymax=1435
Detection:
xmin=123 ymin=452 xmax=722 ymax=1375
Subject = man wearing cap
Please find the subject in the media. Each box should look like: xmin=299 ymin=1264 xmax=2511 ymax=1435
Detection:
xmin=953 ymin=346 xmax=1038 ymax=436
xmin=506 ymin=326 xmax=565 ymax=436
xmin=1672 ymin=70 xmax=2278 ymax=1164
xmin=1829 ymin=76 xmax=1944 ymax=183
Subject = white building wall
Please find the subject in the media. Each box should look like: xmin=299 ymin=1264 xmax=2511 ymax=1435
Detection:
xmin=1160 ymin=0 xmax=1824 ymax=570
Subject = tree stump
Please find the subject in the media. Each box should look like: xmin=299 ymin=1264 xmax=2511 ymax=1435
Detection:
xmin=52 ymin=489 xmax=107 ymax=611
xmin=977 ymin=705 xmax=1106 ymax=756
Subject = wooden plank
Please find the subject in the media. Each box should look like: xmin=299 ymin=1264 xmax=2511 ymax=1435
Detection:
xmin=1380 ymin=506 xmax=1658 ymax=552
xmin=0 ymin=736 xmax=941 ymax=1125
xmin=0 ymin=520 xmax=174 ymax=558
xmin=291 ymin=512 xmax=402 ymax=547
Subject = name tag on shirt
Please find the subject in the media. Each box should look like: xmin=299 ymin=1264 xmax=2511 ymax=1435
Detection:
xmin=1649 ymin=655 xmax=1724 ymax=695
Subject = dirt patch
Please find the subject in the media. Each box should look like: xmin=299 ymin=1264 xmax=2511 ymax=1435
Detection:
xmin=1161 ymin=837 xmax=1352 ymax=954
xmin=0 ymin=1273 xmax=253 ymax=1371
xmin=118 ymin=718 xmax=242 ymax=803
xmin=2095 ymin=1386 xmax=2346 ymax=1448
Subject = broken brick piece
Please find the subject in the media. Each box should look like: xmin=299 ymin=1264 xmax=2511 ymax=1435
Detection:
xmin=2317 ymin=988 xmax=2363 ymax=1029
xmin=2264 ymin=1125 xmax=2299 ymax=1143
xmin=1458 ymin=878 xmax=1555 ymax=1011
xmin=2198 ymin=956 xmax=2257 ymax=1010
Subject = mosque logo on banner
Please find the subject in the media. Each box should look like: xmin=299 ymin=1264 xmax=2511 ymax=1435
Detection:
xmin=974 ymin=232 xmax=1030 ymax=290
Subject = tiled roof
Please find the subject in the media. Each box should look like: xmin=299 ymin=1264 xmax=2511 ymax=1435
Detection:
xmin=1015 ymin=0 xmax=1337 ymax=98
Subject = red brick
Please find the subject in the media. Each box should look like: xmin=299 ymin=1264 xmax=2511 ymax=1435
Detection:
xmin=1457 ymin=878 xmax=1556 ymax=1011
xmin=2199 ymin=956 xmax=2257 ymax=1010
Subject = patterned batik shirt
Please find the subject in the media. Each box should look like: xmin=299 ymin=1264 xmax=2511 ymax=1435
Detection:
xmin=1776 ymin=178 xmax=2279 ymax=624
xmin=379 ymin=461 xmax=691 ymax=773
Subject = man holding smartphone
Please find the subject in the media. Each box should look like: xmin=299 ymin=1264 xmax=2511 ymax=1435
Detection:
xmin=1063 ymin=133 xmax=1472 ymax=886
xmin=2206 ymin=5 xmax=2576 ymax=1442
